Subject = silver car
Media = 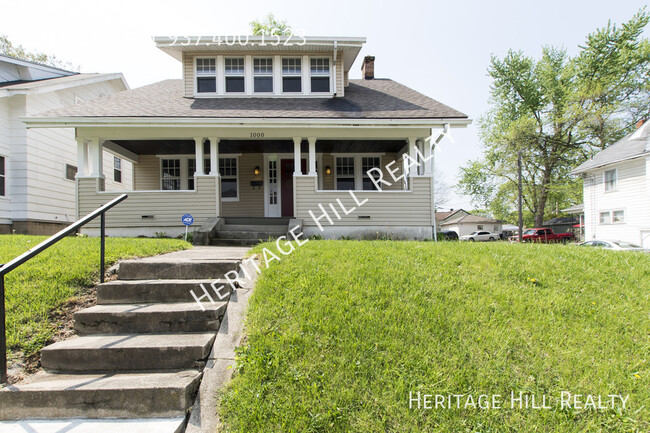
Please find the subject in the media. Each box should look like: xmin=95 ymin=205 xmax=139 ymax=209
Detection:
xmin=578 ymin=240 xmax=650 ymax=252
xmin=460 ymin=231 xmax=499 ymax=242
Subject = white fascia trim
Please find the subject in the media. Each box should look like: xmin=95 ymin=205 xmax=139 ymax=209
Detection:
xmin=1 ymin=73 xmax=129 ymax=97
xmin=570 ymin=152 xmax=650 ymax=175
xmin=23 ymin=117 xmax=472 ymax=128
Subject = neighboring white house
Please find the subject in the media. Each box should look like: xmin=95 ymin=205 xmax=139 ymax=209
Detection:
xmin=23 ymin=36 xmax=471 ymax=240
xmin=0 ymin=55 xmax=130 ymax=234
xmin=571 ymin=120 xmax=650 ymax=248
xmin=439 ymin=213 xmax=503 ymax=238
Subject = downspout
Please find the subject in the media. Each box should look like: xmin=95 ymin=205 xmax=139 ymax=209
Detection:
xmin=430 ymin=124 xmax=450 ymax=241
xmin=333 ymin=41 xmax=338 ymax=96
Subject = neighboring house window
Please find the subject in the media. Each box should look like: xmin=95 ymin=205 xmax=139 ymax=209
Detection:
xmin=113 ymin=156 xmax=122 ymax=183
xmin=65 ymin=163 xmax=77 ymax=181
xmin=612 ymin=210 xmax=625 ymax=223
xmin=253 ymin=58 xmax=273 ymax=93
xmin=361 ymin=157 xmax=381 ymax=190
xmin=161 ymin=159 xmax=181 ymax=190
xmin=601 ymin=210 xmax=625 ymax=224
xmin=599 ymin=211 xmax=611 ymax=224
xmin=0 ymin=156 xmax=5 ymax=196
xmin=310 ymin=58 xmax=330 ymax=92
xmin=477 ymin=225 xmax=483 ymax=230
xmin=282 ymin=58 xmax=302 ymax=93
xmin=225 ymin=57 xmax=245 ymax=93
xmin=187 ymin=158 xmax=210 ymax=190
xmin=335 ymin=157 xmax=355 ymax=190
xmin=604 ymin=169 xmax=617 ymax=191
xmin=219 ymin=157 xmax=238 ymax=200
xmin=196 ymin=58 xmax=216 ymax=93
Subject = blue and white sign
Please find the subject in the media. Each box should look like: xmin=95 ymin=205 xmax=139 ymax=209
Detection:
xmin=181 ymin=214 xmax=194 ymax=226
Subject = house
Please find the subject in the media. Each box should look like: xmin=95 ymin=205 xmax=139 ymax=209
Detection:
xmin=0 ymin=55 xmax=129 ymax=234
xmin=571 ymin=120 xmax=650 ymax=247
xmin=541 ymin=216 xmax=579 ymax=234
xmin=438 ymin=212 xmax=502 ymax=238
xmin=23 ymin=36 xmax=471 ymax=240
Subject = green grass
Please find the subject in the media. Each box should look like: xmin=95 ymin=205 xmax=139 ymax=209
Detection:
xmin=0 ymin=235 xmax=190 ymax=358
xmin=220 ymin=241 xmax=649 ymax=432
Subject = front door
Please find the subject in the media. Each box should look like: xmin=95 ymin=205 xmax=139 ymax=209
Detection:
xmin=280 ymin=158 xmax=306 ymax=217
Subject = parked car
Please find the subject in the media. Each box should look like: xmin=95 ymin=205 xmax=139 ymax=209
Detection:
xmin=515 ymin=228 xmax=576 ymax=243
xmin=578 ymin=240 xmax=650 ymax=252
xmin=460 ymin=231 xmax=499 ymax=242
xmin=438 ymin=231 xmax=459 ymax=241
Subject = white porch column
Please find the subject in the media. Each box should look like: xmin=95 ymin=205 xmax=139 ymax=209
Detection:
xmin=209 ymin=137 xmax=220 ymax=176
xmin=75 ymin=137 xmax=88 ymax=177
xmin=194 ymin=137 xmax=204 ymax=176
xmin=293 ymin=137 xmax=302 ymax=175
xmin=407 ymin=136 xmax=417 ymax=178
xmin=423 ymin=138 xmax=433 ymax=175
xmin=307 ymin=136 xmax=317 ymax=176
xmin=88 ymin=137 xmax=104 ymax=178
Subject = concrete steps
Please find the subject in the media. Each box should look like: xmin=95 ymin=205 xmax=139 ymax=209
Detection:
xmin=97 ymin=279 xmax=232 ymax=304
xmin=41 ymin=333 xmax=216 ymax=372
xmin=74 ymin=302 xmax=227 ymax=334
xmin=210 ymin=221 xmax=290 ymax=246
xmin=0 ymin=370 xmax=201 ymax=420
xmin=118 ymin=259 xmax=240 ymax=280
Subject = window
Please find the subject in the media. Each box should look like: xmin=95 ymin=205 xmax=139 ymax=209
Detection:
xmin=604 ymin=169 xmax=617 ymax=192
xmin=113 ymin=156 xmax=122 ymax=183
xmin=65 ymin=163 xmax=77 ymax=181
xmin=0 ymin=156 xmax=5 ymax=196
xmin=282 ymin=58 xmax=302 ymax=93
xmin=219 ymin=157 xmax=238 ymax=199
xmin=187 ymin=158 xmax=210 ymax=190
xmin=225 ymin=57 xmax=245 ymax=93
xmin=254 ymin=58 xmax=273 ymax=93
xmin=196 ymin=58 xmax=216 ymax=93
xmin=361 ymin=157 xmax=381 ymax=190
xmin=335 ymin=157 xmax=355 ymax=190
xmin=613 ymin=210 xmax=625 ymax=223
xmin=161 ymin=159 xmax=181 ymax=190
xmin=599 ymin=211 xmax=611 ymax=224
xmin=599 ymin=210 xmax=625 ymax=224
xmin=477 ymin=225 xmax=484 ymax=230
xmin=310 ymin=58 xmax=330 ymax=92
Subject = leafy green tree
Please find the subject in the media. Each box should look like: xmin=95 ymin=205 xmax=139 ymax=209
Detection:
xmin=458 ymin=9 xmax=650 ymax=227
xmin=0 ymin=35 xmax=73 ymax=70
xmin=250 ymin=13 xmax=292 ymax=36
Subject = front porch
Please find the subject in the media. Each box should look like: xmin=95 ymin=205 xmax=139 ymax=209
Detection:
xmin=75 ymin=128 xmax=437 ymax=239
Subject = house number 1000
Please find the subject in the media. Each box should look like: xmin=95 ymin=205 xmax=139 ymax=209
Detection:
xmin=250 ymin=132 xmax=264 ymax=138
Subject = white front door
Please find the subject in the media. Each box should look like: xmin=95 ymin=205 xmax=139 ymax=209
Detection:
xmin=266 ymin=157 xmax=281 ymax=217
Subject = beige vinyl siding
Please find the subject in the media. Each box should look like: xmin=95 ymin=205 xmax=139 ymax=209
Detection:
xmin=321 ymin=153 xmax=334 ymax=190
xmin=335 ymin=54 xmax=344 ymax=97
xmin=0 ymin=98 xmax=10 ymax=223
xmin=77 ymin=176 xmax=218 ymax=228
xmin=295 ymin=176 xmax=432 ymax=226
xmin=221 ymin=153 xmax=264 ymax=217
xmin=134 ymin=155 xmax=161 ymax=190
xmin=344 ymin=71 xmax=349 ymax=87
xmin=103 ymin=151 xmax=133 ymax=191
xmin=183 ymin=52 xmax=193 ymax=97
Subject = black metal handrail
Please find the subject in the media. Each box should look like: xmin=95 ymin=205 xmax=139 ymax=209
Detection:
xmin=0 ymin=193 xmax=127 ymax=384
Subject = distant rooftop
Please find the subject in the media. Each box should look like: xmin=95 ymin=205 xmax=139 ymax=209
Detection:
xmin=0 ymin=54 xmax=76 ymax=84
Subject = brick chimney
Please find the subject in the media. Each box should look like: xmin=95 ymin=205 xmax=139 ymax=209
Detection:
xmin=636 ymin=119 xmax=646 ymax=129
xmin=361 ymin=56 xmax=375 ymax=80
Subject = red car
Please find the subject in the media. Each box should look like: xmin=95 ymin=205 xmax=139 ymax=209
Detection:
xmin=515 ymin=228 xmax=576 ymax=243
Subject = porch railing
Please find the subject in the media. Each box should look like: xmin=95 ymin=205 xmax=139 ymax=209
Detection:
xmin=0 ymin=193 xmax=128 ymax=384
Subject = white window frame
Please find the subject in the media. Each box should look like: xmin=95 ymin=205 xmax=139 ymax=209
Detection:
xmin=599 ymin=209 xmax=625 ymax=225
xmin=281 ymin=57 xmax=303 ymax=93
xmin=224 ymin=57 xmax=246 ymax=94
xmin=219 ymin=155 xmax=239 ymax=202
xmin=604 ymin=168 xmax=618 ymax=192
xmin=64 ymin=162 xmax=77 ymax=182
xmin=160 ymin=158 xmax=183 ymax=191
xmin=187 ymin=157 xmax=211 ymax=190
xmin=310 ymin=57 xmax=332 ymax=93
xmin=195 ymin=57 xmax=217 ymax=94
xmin=253 ymin=57 xmax=274 ymax=94
xmin=113 ymin=156 xmax=122 ymax=183
xmin=0 ymin=154 xmax=6 ymax=197
xmin=333 ymin=154 xmax=383 ymax=191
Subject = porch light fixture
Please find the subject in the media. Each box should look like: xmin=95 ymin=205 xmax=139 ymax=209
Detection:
xmin=254 ymin=166 xmax=260 ymax=176
xmin=325 ymin=165 xmax=331 ymax=175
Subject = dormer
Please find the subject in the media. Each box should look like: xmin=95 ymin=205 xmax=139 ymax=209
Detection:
xmin=154 ymin=36 xmax=365 ymax=99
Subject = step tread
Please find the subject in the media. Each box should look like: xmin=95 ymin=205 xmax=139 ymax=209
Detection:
xmin=75 ymin=302 xmax=227 ymax=316
xmin=220 ymin=224 xmax=288 ymax=232
xmin=42 ymin=333 xmax=215 ymax=352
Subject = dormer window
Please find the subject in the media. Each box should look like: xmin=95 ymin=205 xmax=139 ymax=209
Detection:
xmin=253 ymin=58 xmax=273 ymax=93
xmin=225 ymin=57 xmax=245 ymax=93
xmin=282 ymin=58 xmax=302 ymax=93
xmin=196 ymin=58 xmax=216 ymax=93
xmin=310 ymin=58 xmax=330 ymax=92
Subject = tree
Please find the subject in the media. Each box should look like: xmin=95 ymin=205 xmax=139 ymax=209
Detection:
xmin=433 ymin=166 xmax=450 ymax=209
xmin=250 ymin=13 xmax=292 ymax=36
xmin=0 ymin=35 xmax=73 ymax=70
xmin=458 ymin=10 xmax=650 ymax=227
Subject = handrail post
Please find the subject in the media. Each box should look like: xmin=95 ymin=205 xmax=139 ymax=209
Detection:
xmin=100 ymin=213 xmax=106 ymax=284
xmin=1 ymin=275 xmax=6 ymax=384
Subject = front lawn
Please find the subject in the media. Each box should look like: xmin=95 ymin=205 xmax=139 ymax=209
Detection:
xmin=220 ymin=241 xmax=649 ymax=432
xmin=0 ymin=235 xmax=190 ymax=360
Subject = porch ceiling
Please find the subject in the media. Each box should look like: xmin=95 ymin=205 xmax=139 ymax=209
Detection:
xmin=111 ymin=139 xmax=407 ymax=155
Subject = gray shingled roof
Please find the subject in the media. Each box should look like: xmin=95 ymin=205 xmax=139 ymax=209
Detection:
xmin=30 ymin=78 xmax=468 ymax=120
xmin=571 ymin=133 xmax=649 ymax=174
xmin=440 ymin=214 xmax=501 ymax=226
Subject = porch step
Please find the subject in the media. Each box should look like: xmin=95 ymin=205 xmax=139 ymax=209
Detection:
xmin=97 ymin=279 xmax=232 ymax=304
xmin=74 ymin=302 xmax=227 ymax=334
xmin=0 ymin=370 xmax=201 ymax=420
xmin=223 ymin=217 xmax=290 ymax=226
xmin=215 ymin=230 xmax=285 ymax=240
xmin=118 ymin=259 xmax=240 ymax=280
xmin=41 ymin=333 xmax=215 ymax=372
xmin=210 ymin=238 xmax=262 ymax=247
xmin=220 ymin=224 xmax=288 ymax=234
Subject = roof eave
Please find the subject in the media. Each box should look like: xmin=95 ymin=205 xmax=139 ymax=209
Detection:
xmin=570 ymin=151 xmax=650 ymax=175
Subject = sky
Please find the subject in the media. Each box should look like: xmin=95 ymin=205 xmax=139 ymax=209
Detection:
xmin=2 ymin=0 xmax=648 ymax=209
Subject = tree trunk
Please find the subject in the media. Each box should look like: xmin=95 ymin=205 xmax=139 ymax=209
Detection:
xmin=534 ymin=169 xmax=552 ymax=227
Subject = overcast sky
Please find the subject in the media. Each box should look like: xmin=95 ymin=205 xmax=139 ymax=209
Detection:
xmin=2 ymin=0 xmax=648 ymax=209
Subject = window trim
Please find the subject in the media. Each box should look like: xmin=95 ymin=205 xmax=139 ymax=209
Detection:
xmin=281 ymin=56 xmax=303 ymax=93
xmin=195 ymin=57 xmax=217 ymax=94
xmin=113 ymin=156 xmax=122 ymax=183
xmin=0 ymin=155 xmax=6 ymax=197
xmin=309 ymin=57 xmax=332 ymax=93
xmin=603 ymin=168 xmax=618 ymax=192
xmin=219 ymin=155 xmax=239 ymax=202
xmin=253 ymin=57 xmax=274 ymax=94
xmin=599 ymin=209 xmax=625 ymax=225
xmin=64 ymin=162 xmax=77 ymax=182
xmin=224 ymin=57 xmax=246 ymax=94
xmin=333 ymin=154 xmax=384 ymax=191
xmin=160 ymin=158 xmax=183 ymax=191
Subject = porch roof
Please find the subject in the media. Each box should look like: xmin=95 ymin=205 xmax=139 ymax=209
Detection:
xmin=25 ymin=79 xmax=469 ymax=124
